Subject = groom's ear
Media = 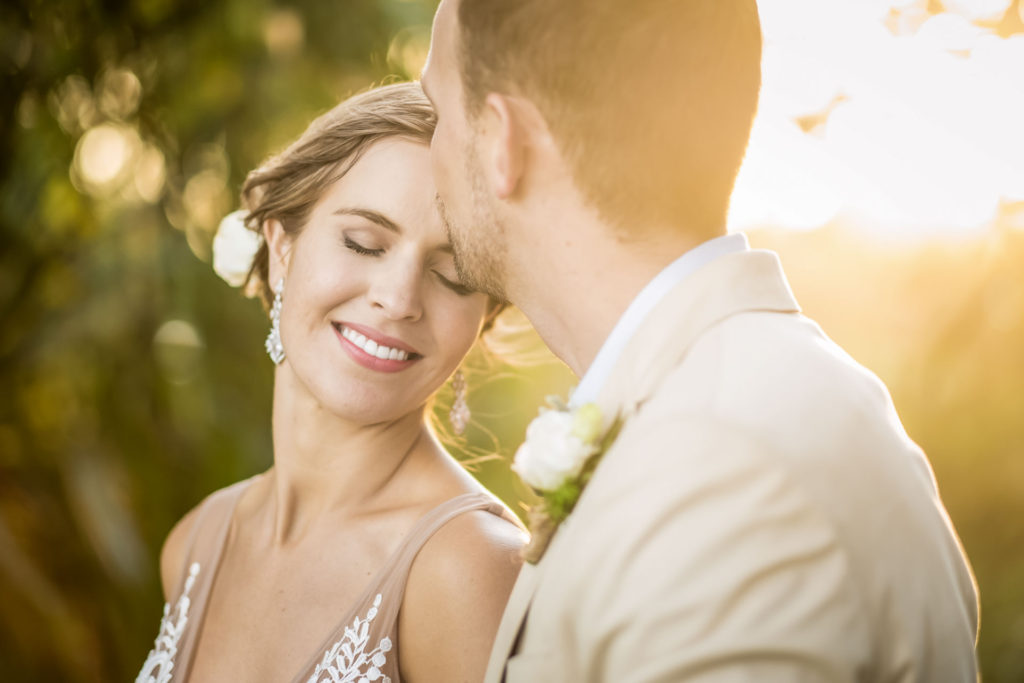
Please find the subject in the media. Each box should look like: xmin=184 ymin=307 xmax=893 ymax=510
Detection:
xmin=263 ymin=218 xmax=292 ymax=285
xmin=480 ymin=92 xmax=544 ymax=200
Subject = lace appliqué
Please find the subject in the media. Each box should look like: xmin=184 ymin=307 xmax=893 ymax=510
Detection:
xmin=307 ymin=593 xmax=393 ymax=683
xmin=136 ymin=562 xmax=200 ymax=683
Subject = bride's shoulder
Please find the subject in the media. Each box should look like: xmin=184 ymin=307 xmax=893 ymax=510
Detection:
xmin=159 ymin=478 xmax=256 ymax=601
xmin=159 ymin=500 xmax=204 ymax=601
xmin=397 ymin=500 xmax=526 ymax=678
xmin=417 ymin=502 xmax=526 ymax=576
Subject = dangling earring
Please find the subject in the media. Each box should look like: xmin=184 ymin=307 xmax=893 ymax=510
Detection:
xmin=449 ymin=369 xmax=470 ymax=435
xmin=265 ymin=278 xmax=286 ymax=364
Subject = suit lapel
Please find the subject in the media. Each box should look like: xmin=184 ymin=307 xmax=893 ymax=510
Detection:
xmin=483 ymin=249 xmax=800 ymax=681
xmin=483 ymin=561 xmax=543 ymax=683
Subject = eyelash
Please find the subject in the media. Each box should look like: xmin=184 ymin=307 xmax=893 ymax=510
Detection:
xmin=344 ymin=237 xmax=384 ymax=257
xmin=345 ymin=237 xmax=473 ymax=296
xmin=436 ymin=273 xmax=473 ymax=296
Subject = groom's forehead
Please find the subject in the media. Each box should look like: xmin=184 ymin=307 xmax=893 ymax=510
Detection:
xmin=423 ymin=0 xmax=457 ymax=83
xmin=423 ymin=0 xmax=464 ymax=102
xmin=432 ymin=0 xmax=458 ymax=60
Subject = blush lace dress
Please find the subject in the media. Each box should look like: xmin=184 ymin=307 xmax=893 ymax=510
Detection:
xmin=136 ymin=478 xmax=512 ymax=683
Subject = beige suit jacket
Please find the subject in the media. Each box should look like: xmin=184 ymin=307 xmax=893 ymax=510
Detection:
xmin=485 ymin=249 xmax=978 ymax=682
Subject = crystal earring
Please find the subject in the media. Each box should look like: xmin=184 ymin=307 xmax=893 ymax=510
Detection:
xmin=450 ymin=369 xmax=470 ymax=435
xmin=265 ymin=278 xmax=286 ymax=364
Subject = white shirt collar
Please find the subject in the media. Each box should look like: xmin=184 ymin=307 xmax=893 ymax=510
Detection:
xmin=569 ymin=232 xmax=750 ymax=407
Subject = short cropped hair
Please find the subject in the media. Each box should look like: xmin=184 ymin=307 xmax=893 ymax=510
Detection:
xmin=457 ymin=0 xmax=762 ymax=235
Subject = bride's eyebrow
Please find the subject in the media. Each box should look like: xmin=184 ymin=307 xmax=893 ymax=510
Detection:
xmin=335 ymin=206 xmax=454 ymax=255
xmin=334 ymin=207 xmax=402 ymax=234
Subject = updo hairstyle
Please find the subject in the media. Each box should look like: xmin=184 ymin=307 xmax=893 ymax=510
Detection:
xmin=240 ymin=82 xmax=436 ymax=309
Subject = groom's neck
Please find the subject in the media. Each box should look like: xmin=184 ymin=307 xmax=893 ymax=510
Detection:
xmin=510 ymin=217 xmax=707 ymax=378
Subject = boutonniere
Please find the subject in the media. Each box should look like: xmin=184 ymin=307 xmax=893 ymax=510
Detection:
xmin=513 ymin=398 xmax=621 ymax=563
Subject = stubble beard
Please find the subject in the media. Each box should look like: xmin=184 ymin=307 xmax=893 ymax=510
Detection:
xmin=436 ymin=150 xmax=510 ymax=303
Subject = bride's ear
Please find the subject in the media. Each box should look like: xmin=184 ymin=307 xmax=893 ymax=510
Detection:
xmin=263 ymin=218 xmax=292 ymax=285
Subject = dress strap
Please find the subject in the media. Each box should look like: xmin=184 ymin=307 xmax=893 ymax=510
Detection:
xmin=395 ymin=493 xmax=509 ymax=571
xmin=175 ymin=478 xmax=253 ymax=594
xmin=370 ymin=493 xmax=515 ymax=631
xmin=172 ymin=477 xmax=256 ymax=681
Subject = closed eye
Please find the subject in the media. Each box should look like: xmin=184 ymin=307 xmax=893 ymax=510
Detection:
xmin=434 ymin=271 xmax=473 ymax=296
xmin=344 ymin=237 xmax=384 ymax=257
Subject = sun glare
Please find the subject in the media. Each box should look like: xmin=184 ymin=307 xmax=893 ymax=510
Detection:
xmin=728 ymin=0 xmax=1024 ymax=238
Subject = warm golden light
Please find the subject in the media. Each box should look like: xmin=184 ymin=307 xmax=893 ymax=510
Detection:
xmin=133 ymin=144 xmax=167 ymax=204
xmin=154 ymin=319 xmax=205 ymax=385
xmin=263 ymin=7 xmax=305 ymax=57
xmin=183 ymin=169 xmax=230 ymax=231
xmin=943 ymin=0 xmax=1013 ymax=22
xmin=728 ymin=0 xmax=1024 ymax=238
xmin=97 ymin=67 xmax=142 ymax=121
xmin=72 ymin=123 xmax=140 ymax=194
xmin=387 ymin=25 xmax=431 ymax=78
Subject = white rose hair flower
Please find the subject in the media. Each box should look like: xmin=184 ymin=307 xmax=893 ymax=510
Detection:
xmin=212 ymin=210 xmax=262 ymax=287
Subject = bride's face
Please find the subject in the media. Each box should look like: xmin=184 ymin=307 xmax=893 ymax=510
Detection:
xmin=269 ymin=138 xmax=489 ymax=424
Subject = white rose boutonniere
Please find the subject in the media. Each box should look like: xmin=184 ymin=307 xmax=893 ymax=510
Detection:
xmin=514 ymin=399 xmax=620 ymax=563
xmin=212 ymin=210 xmax=262 ymax=287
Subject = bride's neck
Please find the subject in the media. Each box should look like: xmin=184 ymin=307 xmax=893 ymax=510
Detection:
xmin=260 ymin=367 xmax=429 ymax=544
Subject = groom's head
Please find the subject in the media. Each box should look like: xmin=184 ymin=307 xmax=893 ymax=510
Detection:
xmin=423 ymin=0 xmax=762 ymax=300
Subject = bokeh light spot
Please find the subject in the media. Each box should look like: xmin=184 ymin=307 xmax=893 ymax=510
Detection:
xmin=133 ymin=145 xmax=167 ymax=204
xmin=263 ymin=7 xmax=305 ymax=57
xmin=49 ymin=75 xmax=97 ymax=135
xmin=184 ymin=169 xmax=230 ymax=231
xmin=72 ymin=124 xmax=142 ymax=196
xmin=154 ymin=320 xmax=205 ymax=385
xmin=387 ymin=25 xmax=431 ymax=77
xmin=97 ymin=67 xmax=143 ymax=121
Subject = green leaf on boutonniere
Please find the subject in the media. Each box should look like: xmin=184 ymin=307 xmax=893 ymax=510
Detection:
xmin=544 ymin=479 xmax=582 ymax=523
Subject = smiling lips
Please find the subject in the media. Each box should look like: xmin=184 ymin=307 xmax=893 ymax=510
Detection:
xmin=332 ymin=322 xmax=421 ymax=373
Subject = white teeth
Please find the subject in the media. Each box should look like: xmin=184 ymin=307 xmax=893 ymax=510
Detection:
xmin=340 ymin=326 xmax=411 ymax=362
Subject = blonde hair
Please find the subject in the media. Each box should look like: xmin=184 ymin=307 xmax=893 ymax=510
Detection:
xmin=240 ymin=81 xmax=436 ymax=308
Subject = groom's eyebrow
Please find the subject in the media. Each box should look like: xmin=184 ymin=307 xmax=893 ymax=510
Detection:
xmin=334 ymin=207 xmax=403 ymax=234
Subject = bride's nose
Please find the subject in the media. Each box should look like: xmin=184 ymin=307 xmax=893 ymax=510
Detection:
xmin=367 ymin=255 xmax=424 ymax=322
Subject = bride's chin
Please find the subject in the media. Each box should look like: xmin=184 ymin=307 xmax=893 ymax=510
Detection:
xmin=284 ymin=365 xmax=433 ymax=427
xmin=320 ymin=393 xmax=429 ymax=428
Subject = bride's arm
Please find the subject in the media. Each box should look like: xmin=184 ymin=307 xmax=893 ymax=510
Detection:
xmin=398 ymin=510 xmax=525 ymax=682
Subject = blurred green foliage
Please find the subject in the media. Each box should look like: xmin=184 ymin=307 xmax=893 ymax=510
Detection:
xmin=1 ymin=1 xmax=1021 ymax=681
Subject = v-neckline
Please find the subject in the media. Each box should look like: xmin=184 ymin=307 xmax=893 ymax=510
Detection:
xmin=175 ymin=481 xmax=487 ymax=683
xmin=287 ymin=491 xmax=489 ymax=683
